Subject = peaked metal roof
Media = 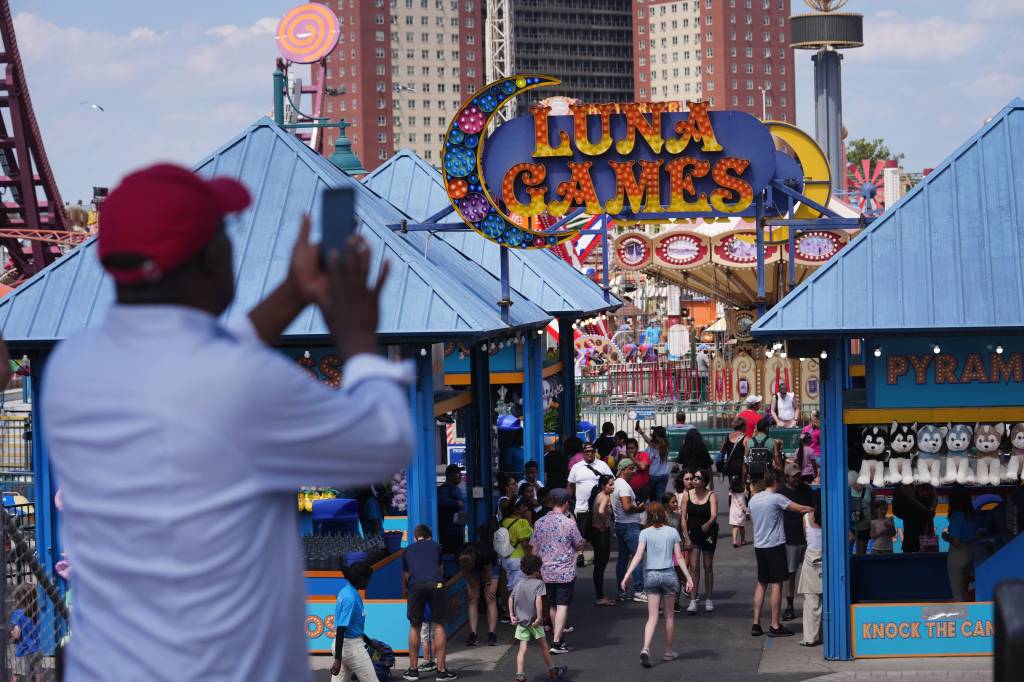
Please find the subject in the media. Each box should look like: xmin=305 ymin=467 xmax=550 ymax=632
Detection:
xmin=363 ymin=149 xmax=620 ymax=317
xmin=753 ymin=98 xmax=1024 ymax=338
xmin=0 ymin=118 xmax=548 ymax=347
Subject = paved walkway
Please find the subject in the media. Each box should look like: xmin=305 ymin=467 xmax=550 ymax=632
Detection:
xmin=313 ymin=481 xmax=992 ymax=681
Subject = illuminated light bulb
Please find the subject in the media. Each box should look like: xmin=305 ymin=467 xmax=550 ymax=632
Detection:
xmin=303 ymin=350 xmax=311 ymax=359
xmin=780 ymin=351 xmax=788 ymax=359
xmin=820 ymin=350 xmax=828 ymax=359
xmin=873 ymin=347 xmax=882 ymax=357
xmin=996 ymin=345 xmax=1004 ymax=354
xmin=765 ymin=350 xmax=774 ymax=358
xmin=538 ymin=329 xmax=544 ymax=335
xmin=420 ymin=348 xmax=428 ymax=357
xmin=933 ymin=345 xmax=941 ymax=354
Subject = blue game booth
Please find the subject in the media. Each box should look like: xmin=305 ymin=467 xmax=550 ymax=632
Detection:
xmin=752 ymin=99 xmax=1024 ymax=660
xmin=0 ymin=118 xmax=617 ymax=655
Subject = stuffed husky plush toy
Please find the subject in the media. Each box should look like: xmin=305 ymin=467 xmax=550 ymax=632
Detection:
xmin=972 ymin=423 xmax=1005 ymax=486
xmin=886 ymin=421 xmax=917 ymax=485
xmin=915 ymin=424 xmax=945 ymax=486
xmin=1004 ymin=423 xmax=1024 ymax=483
xmin=857 ymin=425 xmax=888 ymax=488
xmin=941 ymin=423 xmax=974 ymax=485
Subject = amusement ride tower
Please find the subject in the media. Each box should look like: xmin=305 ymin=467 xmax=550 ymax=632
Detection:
xmin=790 ymin=0 xmax=863 ymax=192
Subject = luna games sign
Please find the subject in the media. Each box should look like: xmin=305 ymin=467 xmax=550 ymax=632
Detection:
xmin=442 ymin=75 xmax=807 ymax=249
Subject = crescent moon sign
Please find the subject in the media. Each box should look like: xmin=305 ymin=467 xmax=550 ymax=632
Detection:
xmin=442 ymin=75 xmax=579 ymax=249
xmin=764 ymin=120 xmax=832 ymax=244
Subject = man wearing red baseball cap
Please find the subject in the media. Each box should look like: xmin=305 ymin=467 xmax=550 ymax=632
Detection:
xmin=42 ymin=164 xmax=414 ymax=681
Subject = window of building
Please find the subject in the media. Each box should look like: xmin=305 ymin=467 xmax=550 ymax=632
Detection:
xmin=730 ymin=63 xmax=737 ymax=73
xmin=639 ymin=56 xmax=646 ymax=66
xmin=423 ymin=83 xmax=430 ymax=92
xmin=745 ymin=30 xmax=752 ymax=40
xmin=375 ymin=31 xmax=384 ymax=41
xmin=376 ymin=64 xmax=385 ymax=75
xmin=746 ymin=63 xmax=753 ymax=73
xmin=730 ymin=78 xmax=737 ymax=89
xmin=730 ymin=30 xmax=736 ymax=40
xmin=389 ymin=48 xmax=397 ymax=59
xmin=746 ymin=95 xmax=754 ymax=106
xmin=707 ymin=64 xmax=714 ymax=74
xmin=673 ymin=67 xmax=679 ymax=77
xmin=779 ymin=48 xmax=785 ymax=59
xmin=779 ymin=16 xmax=785 ymax=27
xmin=640 ymin=87 xmax=647 ymax=97
xmin=406 ymin=65 xmax=414 ymax=76
xmin=705 ymin=14 xmax=712 ymax=24
xmin=731 ymin=96 xmax=738 ymax=105
xmin=706 ymin=47 xmax=713 ymax=57
xmin=640 ymin=72 xmax=647 ymax=82
xmin=377 ymin=115 xmax=386 ymax=126
xmin=779 ymin=32 xmax=786 ymax=43
xmin=709 ymin=96 xmax=715 ymax=106
xmin=765 ymin=94 xmax=773 ymax=106
xmin=745 ymin=46 xmax=753 ymax=57
xmin=763 ymin=31 xmax=771 ymax=41
xmin=639 ymin=24 xmax=644 ymax=34
xmin=467 ymin=34 xmax=475 ymax=44
xmin=707 ymin=80 xmax=715 ymax=91
xmin=685 ymin=66 xmax=691 ymax=76
xmin=780 ymin=96 xmax=787 ymax=106
xmin=764 ymin=64 xmax=772 ymax=74
xmin=746 ymin=79 xmax=753 ymax=90
xmin=376 ymin=81 xmax=386 ymax=92
xmin=779 ymin=65 xmax=786 ymax=75
xmin=745 ymin=14 xmax=752 ymax=25
xmin=327 ymin=101 xmax=334 ymax=113
xmin=375 ymin=14 xmax=384 ymax=24
xmin=764 ymin=47 xmax=772 ymax=57
xmin=405 ymin=15 xmax=414 ymax=25
xmin=673 ymin=83 xmax=680 ymax=93
xmin=467 ymin=68 xmax=475 ymax=77
xmin=672 ymin=36 xmax=678 ymax=45
xmin=762 ymin=14 xmax=770 ymax=26
xmin=730 ymin=46 xmax=737 ymax=56
xmin=684 ymin=83 xmax=691 ymax=93
xmin=706 ymin=0 xmax=712 ymax=8
xmin=705 ymin=31 xmax=712 ymax=41
xmin=745 ymin=0 xmax=752 ymax=7
xmin=420 ymin=32 xmax=428 ymax=41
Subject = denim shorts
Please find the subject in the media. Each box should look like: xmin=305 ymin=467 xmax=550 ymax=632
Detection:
xmin=644 ymin=568 xmax=679 ymax=595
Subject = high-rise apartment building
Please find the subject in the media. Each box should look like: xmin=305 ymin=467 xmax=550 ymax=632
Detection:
xmin=509 ymin=0 xmax=634 ymax=107
xmin=315 ymin=0 xmax=484 ymax=171
xmin=633 ymin=0 xmax=795 ymax=123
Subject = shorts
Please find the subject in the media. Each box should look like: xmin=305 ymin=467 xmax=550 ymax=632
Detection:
xmin=855 ymin=527 xmax=870 ymax=543
xmin=785 ymin=544 xmax=806 ymax=574
xmin=515 ymin=624 xmax=546 ymax=641
xmin=408 ymin=582 xmax=447 ymax=626
xmin=755 ymin=544 xmax=788 ymax=585
xmin=687 ymin=523 xmax=719 ymax=553
xmin=644 ymin=567 xmax=679 ymax=595
xmin=545 ymin=580 xmax=576 ymax=606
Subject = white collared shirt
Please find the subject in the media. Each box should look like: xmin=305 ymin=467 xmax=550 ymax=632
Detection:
xmin=43 ymin=305 xmax=413 ymax=681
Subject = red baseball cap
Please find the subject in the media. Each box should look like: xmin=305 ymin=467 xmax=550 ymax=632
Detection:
xmin=99 ymin=163 xmax=251 ymax=284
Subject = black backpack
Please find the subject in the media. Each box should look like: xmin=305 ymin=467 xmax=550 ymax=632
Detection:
xmin=746 ymin=435 xmax=773 ymax=479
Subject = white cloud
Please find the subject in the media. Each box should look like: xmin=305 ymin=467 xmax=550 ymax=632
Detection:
xmin=855 ymin=15 xmax=988 ymax=61
xmin=967 ymin=0 xmax=1024 ymax=20
xmin=14 ymin=11 xmax=286 ymax=201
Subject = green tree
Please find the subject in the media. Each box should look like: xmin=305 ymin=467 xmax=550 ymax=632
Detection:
xmin=846 ymin=137 xmax=904 ymax=165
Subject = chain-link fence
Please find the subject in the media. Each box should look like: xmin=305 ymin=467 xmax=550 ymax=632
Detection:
xmin=2 ymin=507 xmax=67 ymax=681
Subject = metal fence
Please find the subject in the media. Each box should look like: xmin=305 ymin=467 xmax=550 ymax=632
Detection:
xmin=2 ymin=507 xmax=67 ymax=681
xmin=0 ymin=415 xmax=31 ymax=471
xmin=578 ymin=361 xmax=702 ymax=407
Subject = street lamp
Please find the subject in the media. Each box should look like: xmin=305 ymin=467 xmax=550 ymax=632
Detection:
xmin=757 ymin=86 xmax=767 ymax=120
xmin=328 ymin=119 xmax=368 ymax=176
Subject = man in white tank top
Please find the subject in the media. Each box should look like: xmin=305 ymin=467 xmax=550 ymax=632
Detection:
xmin=771 ymin=382 xmax=799 ymax=428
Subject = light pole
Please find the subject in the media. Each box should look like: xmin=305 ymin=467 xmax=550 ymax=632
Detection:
xmin=757 ymin=86 xmax=767 ymax=120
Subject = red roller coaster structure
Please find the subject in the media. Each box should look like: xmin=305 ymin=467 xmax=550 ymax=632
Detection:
xmin=0 ymin=0 xmax=86 ymax=285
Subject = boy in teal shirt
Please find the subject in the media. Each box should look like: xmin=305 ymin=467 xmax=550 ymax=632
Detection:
xmin=330 ymin=562 xmax=377 ymax=682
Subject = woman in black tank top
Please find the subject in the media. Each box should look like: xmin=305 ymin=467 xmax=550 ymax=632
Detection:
xmin=679 ymin=468 xmax=718 ymax=614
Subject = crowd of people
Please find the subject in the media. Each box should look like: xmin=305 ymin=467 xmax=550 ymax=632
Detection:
xmin=409 ymin=390 xmax=828 ymax=676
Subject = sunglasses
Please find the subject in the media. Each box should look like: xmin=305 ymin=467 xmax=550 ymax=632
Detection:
xmin=693 ymin=475 xmax=704 ymax=481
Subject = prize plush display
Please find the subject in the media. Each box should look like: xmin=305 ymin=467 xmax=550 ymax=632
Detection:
xmin=857 ymin=426 xmax=888 ymax=488
xmin=915 ymin=424 xmax=946 ymax=486
xmin=1005 ymin=423 xmax=1024 ymax=483
xmin=972 ymin=423 xmax=1005 ymax=486
xmin=941 ymin=423 xmax=974 ymax=485
xmin=885 ymin=421 xmax=917 ymax=485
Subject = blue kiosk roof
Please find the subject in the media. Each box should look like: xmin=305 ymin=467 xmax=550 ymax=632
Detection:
xmin=0 ymin=119 xmax=549 ymax=346
xmin=363 ymin=149 xmax=620 ymax=317
xmin=753 ymin=98 xmax=1024 ymax=339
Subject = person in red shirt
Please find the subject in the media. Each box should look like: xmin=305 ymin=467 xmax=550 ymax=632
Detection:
xmin=737 ymin=395 xmax=763 ymax=438
xmin=625 ymin=437 xmax=651 ymax=500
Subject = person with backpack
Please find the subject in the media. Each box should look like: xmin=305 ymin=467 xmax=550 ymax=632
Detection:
xmin=330 ymin=561 xmax=379 ymax=682
xmin=748 ymin=418 xmax=783 ymax=481
xmin=496 ymin=496 xmax=535 ymax=592
xmin=677 ymin=429 xmax=713 ymax=476
xmin=721 ymin=418 xmax=750 ymax=484
xmin=737 ymin=395 xmax=763 ymax=437
xmin=567 ymin=445 xmax=613 ymax=539
xmin=769 ymin=382 xmax=799 ymax=428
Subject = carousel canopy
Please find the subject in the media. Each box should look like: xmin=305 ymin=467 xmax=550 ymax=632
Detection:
xmin=753 ymin=98 xmax=1024 ymax=338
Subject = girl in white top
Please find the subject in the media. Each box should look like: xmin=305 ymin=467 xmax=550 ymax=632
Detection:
xmin=798 ymin=499 xmax=823 ymax=647
xmin=621 ymin=502 xmax=695 ymax=669
xmin=771 ymin=382 xmax=799 ymax=428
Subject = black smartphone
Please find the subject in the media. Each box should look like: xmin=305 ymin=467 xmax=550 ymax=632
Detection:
xmin=635 ymin=420 xmax=641 ymax=431
xmin=319 ymin=187 xmax=356 ymax=268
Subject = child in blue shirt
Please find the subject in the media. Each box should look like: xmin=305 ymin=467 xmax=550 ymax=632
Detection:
xmin=330 ymin=562 xmax=377 ymax=682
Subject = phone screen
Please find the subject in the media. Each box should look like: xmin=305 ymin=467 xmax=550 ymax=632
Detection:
xmin=319 ymin=187 xmax=356 ymax=267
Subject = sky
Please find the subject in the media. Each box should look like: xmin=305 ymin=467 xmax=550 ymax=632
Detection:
xmin=13 ymin=0 xmax=1024 ymax=203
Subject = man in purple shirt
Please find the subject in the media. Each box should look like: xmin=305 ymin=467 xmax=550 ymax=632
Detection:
xmin=529 ymin=489 xmax=585 ymax=655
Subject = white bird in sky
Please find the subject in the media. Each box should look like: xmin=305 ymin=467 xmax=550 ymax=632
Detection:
xmin=80 ymin=101 xmax=105 ymax=112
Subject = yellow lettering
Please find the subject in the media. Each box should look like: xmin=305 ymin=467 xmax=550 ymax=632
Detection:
xmin=530 ymin=105 xmax=571 ymax=158
xmin=547 ymin=161 xmax=602 ymax=217
xmin=616 ymin=102 xmax=669 ymax=155
xmin=606 ymin=160 xmax=664 ymax=215
xmin=710 ymin=157 xmax=753 ymax=213
xmin=571 ymin=103 xmax=616 ymax=156
xmin=907 ymin=355 xmax=933 ymax=384
xmin=665 ymin=100 xmax=723 ymax=154
xmin=502 ymin=163 xmax=549 ymax=218
xmin=664 ymin=157 xmax=711 ymax=212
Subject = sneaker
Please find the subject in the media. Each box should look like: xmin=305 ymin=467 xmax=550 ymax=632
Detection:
xmin=487 ymin=632 xmax=498 ymax=646
xmin=662 ymin=650 xmax=680 ymax=661
xmin=417 ymin=661 xmax=437 ymax=673
xmin=436 ymin=671 xmax=459 ymax=681
xmin=617 ymin=592 xmax=631 ymax=602
xmin=549 ymin=641 xmax=569 ymax=655
xmin=673 ymin=601 xmax=682 ymax=613
xmin=576 ymin=554 xmax=585 ymax=567
xmin=686 ymin=599 xmax=698 ymax=614
xmin=783 ymin=606 xmax=796 ymax=621
xmin=515 ymin=674 xmax=527 ymax=682
xmin=704 ymin=599 xmax=715 ymax=612
xmin=640 ymin=649 xmax=652 ymax=668
xmin=768 ymin=625 xmax=795 ymax=638
xmin=751 ymin=623 xmax=764 ymax=637
xmin=547 ymin=666 xmax=568 ymax=680
xmin=402 ymin=670 xmax=420 ymax=681
xmin=632 ymin=591 xmax=648 ymax=603
xmin=562 ymin=625 xmax=575 ymax=634
xmin=499 ymin=615 xmax=513 ymax=625
xmin=465 ymin=632 xmax=478 ymax=647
